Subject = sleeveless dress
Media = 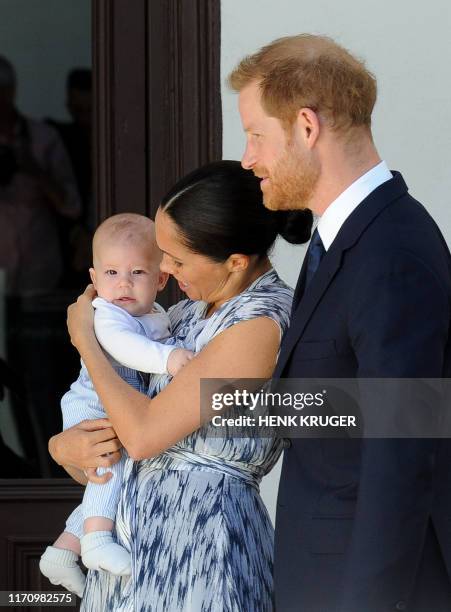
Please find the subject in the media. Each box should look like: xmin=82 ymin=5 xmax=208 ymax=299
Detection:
xmin=81 ymin=269 xmax=293 ymax=612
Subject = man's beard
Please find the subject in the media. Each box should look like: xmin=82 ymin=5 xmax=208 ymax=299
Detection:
xmin=258 ymin=143 xmax=320 ymax=211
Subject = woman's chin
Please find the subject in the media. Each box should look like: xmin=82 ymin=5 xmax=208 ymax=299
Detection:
xmin=181 ymin=287 xmax=198 ymax=301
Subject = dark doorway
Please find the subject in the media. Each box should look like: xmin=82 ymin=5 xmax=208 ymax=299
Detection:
xmin=93 ymin=0 xmax=222 ymax=307
xmin=0 ymin=0 xmax=221 ymax=601
xmin=0 ymin=0 xmax=93 ymax=481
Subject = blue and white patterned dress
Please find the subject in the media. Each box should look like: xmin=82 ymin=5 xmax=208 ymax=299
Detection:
xmin=81 ymin=269 xmax=293 ymax=612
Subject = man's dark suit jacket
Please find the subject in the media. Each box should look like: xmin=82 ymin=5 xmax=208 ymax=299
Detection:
xmin=273 ymin=172 xmax=451 ymax=612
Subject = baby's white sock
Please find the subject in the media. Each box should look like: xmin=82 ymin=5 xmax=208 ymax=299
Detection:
xmin=39 ymin=546 xmax=85 ymax=598
xmin=81 ymin=531 xmax=131 ymax=576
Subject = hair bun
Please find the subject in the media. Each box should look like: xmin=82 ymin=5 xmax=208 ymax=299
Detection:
xmin=275 ymin=209 xmax=313 ymax=244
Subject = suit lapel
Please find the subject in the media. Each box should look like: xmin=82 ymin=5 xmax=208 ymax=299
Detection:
xmin=291 ymin=253 xmax=309 ymax=315
xmin=274 ymin=171 xmax=409 ymax=379
xmin=275 ymin=250 xmax=343 ymax=377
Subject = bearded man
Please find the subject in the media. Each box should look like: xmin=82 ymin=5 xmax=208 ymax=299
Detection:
xmin=230 ymin=34 xmax=451 ymax=612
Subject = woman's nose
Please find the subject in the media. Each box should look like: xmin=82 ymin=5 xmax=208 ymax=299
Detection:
xmin=160 ymin=255 xmax=172 ymax=274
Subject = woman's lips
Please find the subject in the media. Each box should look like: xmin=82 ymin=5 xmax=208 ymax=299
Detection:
xmin=178 ymin=281 xmax=188 ymax=291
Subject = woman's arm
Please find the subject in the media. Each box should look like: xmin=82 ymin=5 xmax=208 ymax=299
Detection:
xmin=68 ymin=289 xmax=280 ymax=460
xmin=59 ymin=463 xmax=88 ymax=486
xmin=49 ymin=416 xmax=122 ymax=476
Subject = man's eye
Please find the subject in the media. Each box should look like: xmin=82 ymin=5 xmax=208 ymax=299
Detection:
xmin=105 ymin=270 xmax=116 ymax=275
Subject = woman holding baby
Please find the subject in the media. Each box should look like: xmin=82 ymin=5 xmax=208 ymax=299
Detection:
xmin=49 ymin=161 xmax=312 ymax=611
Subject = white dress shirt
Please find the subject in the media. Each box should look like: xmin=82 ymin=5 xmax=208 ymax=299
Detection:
xmin=317 ymin=161 xmax=393 ymax=251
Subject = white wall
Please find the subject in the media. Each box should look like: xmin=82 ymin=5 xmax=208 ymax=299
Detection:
xmin=221 ymin=0 xmax=451 ymax=522
xmin=0 ymin=0 xmax=91 ymax=121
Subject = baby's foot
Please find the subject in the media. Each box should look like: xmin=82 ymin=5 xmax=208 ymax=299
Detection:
xmin=39 ymin=546 xmax=85 ymax=598
xmin=81 ymin=531 xmax=131 ymax=576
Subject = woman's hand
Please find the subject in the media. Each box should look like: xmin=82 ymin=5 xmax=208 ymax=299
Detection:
xmin=49 ymin=418 xmax=122 ymax=482
xmin=67 ymin=284 xmax=97 ymax=351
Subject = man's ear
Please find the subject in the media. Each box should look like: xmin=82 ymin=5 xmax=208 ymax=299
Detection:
xmin=89 ymin=268 xmax=97 ymax=289
xmin=295 ymin=107 xmax=321 ymax=149
xmin=157 ymin=271 xmax=169 ymax=291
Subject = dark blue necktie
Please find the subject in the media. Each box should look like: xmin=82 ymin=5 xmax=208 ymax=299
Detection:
xmin=305 ymin=228 xmax=325 ymax=289
xmin=291 ymin=228 xmax=326 ymax=313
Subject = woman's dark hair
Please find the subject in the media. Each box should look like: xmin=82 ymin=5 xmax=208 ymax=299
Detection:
xmin=159 ymin=160 xmax=313 ymax=262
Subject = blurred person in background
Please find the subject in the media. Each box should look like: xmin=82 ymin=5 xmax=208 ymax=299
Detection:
xmin=0 ymin=55 xmax=81 ymax=476
xmin=0 ymin=55 xmax=81 ymax=296
xmin=47 ymin=68 xmax=93 ymax=290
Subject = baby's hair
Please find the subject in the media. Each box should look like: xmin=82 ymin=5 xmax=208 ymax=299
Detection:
xmin=92 ymin=213 xmax=158 ymax=264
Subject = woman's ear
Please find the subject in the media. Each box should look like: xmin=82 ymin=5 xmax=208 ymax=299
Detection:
xmin=89 ymin=268 xmax=97 ymax=289
xmin=157 ymin=271 xmax=169 ymax=291
xmin=227 ymin=254 xmax=250 ymax=273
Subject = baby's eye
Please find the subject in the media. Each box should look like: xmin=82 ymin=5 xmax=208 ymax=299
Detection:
xmin=105 ymin=270 xmax=117 ymax=275
xmin=132 ymin=269 xmax=146 ymax=275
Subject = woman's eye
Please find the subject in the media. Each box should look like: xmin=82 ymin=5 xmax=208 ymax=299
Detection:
xmin=173 ymin=261 xmax=182 ymax=268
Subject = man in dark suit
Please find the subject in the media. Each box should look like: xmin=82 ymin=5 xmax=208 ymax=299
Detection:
xmin=229 ymin=34 xmax=451 ymax=611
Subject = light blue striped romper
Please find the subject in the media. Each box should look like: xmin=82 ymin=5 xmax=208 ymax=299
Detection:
xmin=63 ymin=303 xmax=171 ymax=539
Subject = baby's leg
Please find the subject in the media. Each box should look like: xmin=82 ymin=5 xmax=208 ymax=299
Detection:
xmin=84 ymin=516 xmax=114 ymax=533
xmin=39 ymin=506 xmax=85 ymax=598
xmin=53 ymin=531 xmax=81 ymax=555
xmin=80 ymin=464 xmax=131 ymax=576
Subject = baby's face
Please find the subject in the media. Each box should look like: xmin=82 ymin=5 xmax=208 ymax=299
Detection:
xmin=90 ymin=241 xmax=167 ymax=316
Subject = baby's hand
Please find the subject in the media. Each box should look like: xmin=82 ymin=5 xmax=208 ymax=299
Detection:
xmin=167 ymin=348 xmax=195 ymax=376
xmin=84 ymin=466 xmax=112 ymax=484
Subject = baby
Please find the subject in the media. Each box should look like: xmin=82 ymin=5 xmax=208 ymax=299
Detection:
xmin=39 ymin=213 xmax=193 ymax=597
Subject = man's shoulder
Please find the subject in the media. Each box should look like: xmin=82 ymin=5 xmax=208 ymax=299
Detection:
xmin=332 ymin=186 xmax=451 ymax=297
xmin=358 ymin=190 xmax=448 ymax=257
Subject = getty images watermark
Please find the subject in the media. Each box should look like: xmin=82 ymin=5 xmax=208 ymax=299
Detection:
xmin=199 ymin=378 xmax=451 ymax=438
xmin=210 ymin=387 xmax=356 ymax=429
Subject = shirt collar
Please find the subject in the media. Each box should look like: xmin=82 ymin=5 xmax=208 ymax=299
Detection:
xmin=317 ymin=160 xmax=393 ymax=251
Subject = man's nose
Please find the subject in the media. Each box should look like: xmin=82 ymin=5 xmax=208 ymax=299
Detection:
xmin=241 ymin=142 xmax=256 ymax=170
